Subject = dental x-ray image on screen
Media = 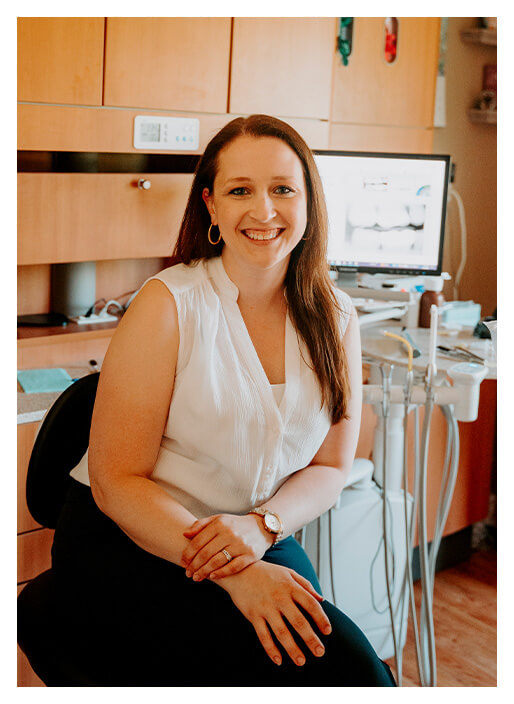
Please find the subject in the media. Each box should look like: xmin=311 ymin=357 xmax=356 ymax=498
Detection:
xmin=314 ymin=151 xmax=450 ymax=276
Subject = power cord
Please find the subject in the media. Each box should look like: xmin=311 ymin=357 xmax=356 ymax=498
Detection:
xmin=84 ymin=289 xmax=138 ymax=318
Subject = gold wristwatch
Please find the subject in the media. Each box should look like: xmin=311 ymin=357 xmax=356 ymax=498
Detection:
xmin=248 ymin=507 xmax=283 ymax=545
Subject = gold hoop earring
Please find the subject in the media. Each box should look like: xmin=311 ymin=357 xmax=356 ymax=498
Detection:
xmin=208 ymin=223 xmax=222 ymax=246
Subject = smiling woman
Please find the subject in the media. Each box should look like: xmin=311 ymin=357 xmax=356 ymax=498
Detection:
xmin=201 ymin=135 xmax=307 ymax=274
xmin=174 ymin=114 xmax=351 ymax=424
xmin=22 ymin=115 xmax=396 ymax=686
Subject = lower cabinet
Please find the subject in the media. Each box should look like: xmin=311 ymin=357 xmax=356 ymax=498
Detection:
xmin=17 ymin=585 xmax=45 ymax=687
xmin=17 ymin=420 xmax=51 ymax=686
xmin=17 ymin=530 xmax=53 ymax=686
xmin=17 ymin=529 xmax=54 ymax=584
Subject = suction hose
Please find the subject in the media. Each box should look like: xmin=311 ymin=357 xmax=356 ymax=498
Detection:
xmin=378 ymin=362 xmax=400 ymax=685
xmin=382 ymin=332 xmax=424 ymax=685
xmin=417 ymin=366 xmax=437 ymax=686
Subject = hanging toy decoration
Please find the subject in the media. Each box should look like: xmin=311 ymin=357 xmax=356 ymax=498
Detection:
xmin=384 ymin=17 xmax=398 ymax=63
xmin=338 ymin=18 xmax=353 ymax=66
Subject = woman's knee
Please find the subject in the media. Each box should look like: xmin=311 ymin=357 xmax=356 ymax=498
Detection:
xmin=318 ymin=601 xmax=396 ymax=686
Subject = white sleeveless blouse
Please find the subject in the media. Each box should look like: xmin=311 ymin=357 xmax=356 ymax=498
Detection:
xmin=70 ymin=256 xmax=353 ymax=519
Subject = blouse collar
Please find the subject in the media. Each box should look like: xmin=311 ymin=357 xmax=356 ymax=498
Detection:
xmin=206 ymin=256 xmax=239 ymax=302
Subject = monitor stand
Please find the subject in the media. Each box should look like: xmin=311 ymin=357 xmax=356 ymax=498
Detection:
xmin=331 ymin=271 xmax=414 ymax=303
xmin=331 ymin=272 xmax=416 ymax=327
xmin=335 ymin=271 xmax=359 ymax=288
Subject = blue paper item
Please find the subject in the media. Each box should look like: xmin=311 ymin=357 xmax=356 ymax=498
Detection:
xmin=17 ymin=368 xmax=74 ymax=394
xmin=441 ymin=301 xmax=481 ymax=327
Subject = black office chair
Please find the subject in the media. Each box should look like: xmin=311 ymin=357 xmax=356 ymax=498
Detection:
xmin=18 ymin=372 xmax=100 ymax=686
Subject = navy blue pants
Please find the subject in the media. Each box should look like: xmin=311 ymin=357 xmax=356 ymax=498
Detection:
xmin=24 ymin=479 xmax=396 ymax=686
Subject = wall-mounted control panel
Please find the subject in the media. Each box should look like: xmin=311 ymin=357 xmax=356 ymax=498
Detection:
xmin=133 ymin=115 xmax=200 ymax=151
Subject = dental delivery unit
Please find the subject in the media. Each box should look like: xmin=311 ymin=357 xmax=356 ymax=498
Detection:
xmin=302 ymin=304 xmax=489 ymax=686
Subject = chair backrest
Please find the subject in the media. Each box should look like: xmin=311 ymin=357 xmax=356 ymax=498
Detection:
xmin=26 ymin=372 xmax=100 ymax=529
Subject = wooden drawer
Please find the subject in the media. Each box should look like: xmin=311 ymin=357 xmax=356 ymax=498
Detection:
xmin=18 ymin=329 xmax=113 ymax=370
xmin=17 ymin=529 xmax=54 ymax=584
xmin=18 ymin=173 xmax=193 ymax=265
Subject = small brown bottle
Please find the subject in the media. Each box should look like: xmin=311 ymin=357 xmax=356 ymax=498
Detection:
xmin=419 ymin=277 xmax=445 ymax=328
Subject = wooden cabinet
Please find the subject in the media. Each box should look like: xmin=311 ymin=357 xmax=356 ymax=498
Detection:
xmin=329 ymin=123 xmax=434 ymax=153
xmin=229 ymin=17 xmax=336 ymax=120
xmin=18 ymin=420 xmax=54 ymax=582
xmin=18 ymin=173 xmax=193 ymax=265
xmin=18 ymin=640 xmax=44 ymax=687
xmin=331 ymin=17 xmax=440 ymax=128
xmin=18 ymin=583 xmax=45 ymax=687
xmin=18 ymin=328 xmax=115 ymax=369
xmin=17 ymin=18 xmax=105 ymax=105
xmin=103 ymin=18 xmax=231 ymax=113
xmin=18 ymin=422 xmax=40 ymax=533
xmin=17 ymin=17 xmax=441 ymax=129
xmin=18 ymin=529 xmax=54 ymax=584
xmin=18 ymin=421 xmax=50 ymax=687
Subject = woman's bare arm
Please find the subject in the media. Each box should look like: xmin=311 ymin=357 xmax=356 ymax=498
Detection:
xmin=88 ymin=279 xmax=197 ymax=566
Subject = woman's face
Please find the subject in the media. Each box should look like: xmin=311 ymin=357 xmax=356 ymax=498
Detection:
xmin=202 ymin=135 xmax=308 ymax=274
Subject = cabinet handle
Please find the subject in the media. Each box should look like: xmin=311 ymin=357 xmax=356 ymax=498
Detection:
xmin=137 ymin=178 xmax=152 ymax=190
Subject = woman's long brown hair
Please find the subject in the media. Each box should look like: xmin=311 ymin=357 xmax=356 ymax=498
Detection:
xmin=170 ymin=115 xmax=351 ymax=423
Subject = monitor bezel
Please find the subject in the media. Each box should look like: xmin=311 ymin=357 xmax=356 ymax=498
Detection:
xmin=313 ymin=149 xmax=452 ymax=277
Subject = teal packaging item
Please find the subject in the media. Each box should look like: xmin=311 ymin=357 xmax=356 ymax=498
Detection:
xmin=441 ymin=301 xmax=481 ymax=327
xmin=17 ymin=368 xmax=73 ymax=394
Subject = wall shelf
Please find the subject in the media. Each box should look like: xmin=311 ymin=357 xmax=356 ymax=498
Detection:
xmin=17 ymin=319 xmax=119 ymax=344
xmin=468 ymin=109 xmax=497 ymax=124
xmin=460 ymin=28 xmax=497 ymax=47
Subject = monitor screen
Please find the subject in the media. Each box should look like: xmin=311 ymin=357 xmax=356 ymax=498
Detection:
xmin=313 ymin=150 xmax=451 ymax=277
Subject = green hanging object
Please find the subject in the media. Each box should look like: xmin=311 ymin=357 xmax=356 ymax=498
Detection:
xmin=338 ymin=17 xmax=353 ymax=66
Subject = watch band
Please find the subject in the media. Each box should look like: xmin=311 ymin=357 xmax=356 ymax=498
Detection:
xmin=248 ymin=507 xmax=283 ymax=545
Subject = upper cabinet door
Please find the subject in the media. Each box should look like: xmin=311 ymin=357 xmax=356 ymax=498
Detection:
xmin=103 ymin=18 xmax=231 ymax=113
xmin=331 ymin=18 xmax=440 ymax=128
xmin=229 ymin=18 xmax=336 ymax=120
xmin=17 ymin=18 xmax=105 ymax=105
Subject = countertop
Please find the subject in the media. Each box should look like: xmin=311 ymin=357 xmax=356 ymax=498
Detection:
xmin=18 ymin=323 xmax=496 ymax=425
xmin=17 ymin=364 xmax=98 ymax=424
xmin=360 ymin=320 xmax=497 ymax=380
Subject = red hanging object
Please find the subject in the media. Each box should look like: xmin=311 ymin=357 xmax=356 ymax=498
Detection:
xmin=384 ymin=18 xmax=398 ymax=63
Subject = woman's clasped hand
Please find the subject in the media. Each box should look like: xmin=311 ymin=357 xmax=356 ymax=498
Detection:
xmin=182 ymin=514 xmax=334 ymax=667
xmin=216 ymin=560 xmax=331 ymax=667
xmin=181 ymin=512 xmax=273 ymax=581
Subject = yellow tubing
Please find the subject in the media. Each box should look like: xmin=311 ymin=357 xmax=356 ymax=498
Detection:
xmin=384 ymin=330 xmax=413 ymax=372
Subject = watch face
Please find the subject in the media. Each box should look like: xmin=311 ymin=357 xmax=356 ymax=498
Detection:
xmin=264 ymin=513 xmax=280 ymax=533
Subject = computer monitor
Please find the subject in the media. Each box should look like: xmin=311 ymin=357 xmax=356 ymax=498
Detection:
xmin=313 ymin=150 xmax=451 ymax=283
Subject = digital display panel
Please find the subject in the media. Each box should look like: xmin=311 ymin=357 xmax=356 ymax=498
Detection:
xmin=140 ymin=122 xmax=161 ymax=143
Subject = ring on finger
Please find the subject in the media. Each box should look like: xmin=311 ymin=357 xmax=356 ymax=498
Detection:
xmin=221 ymin=549 xmax=233 ymax=562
